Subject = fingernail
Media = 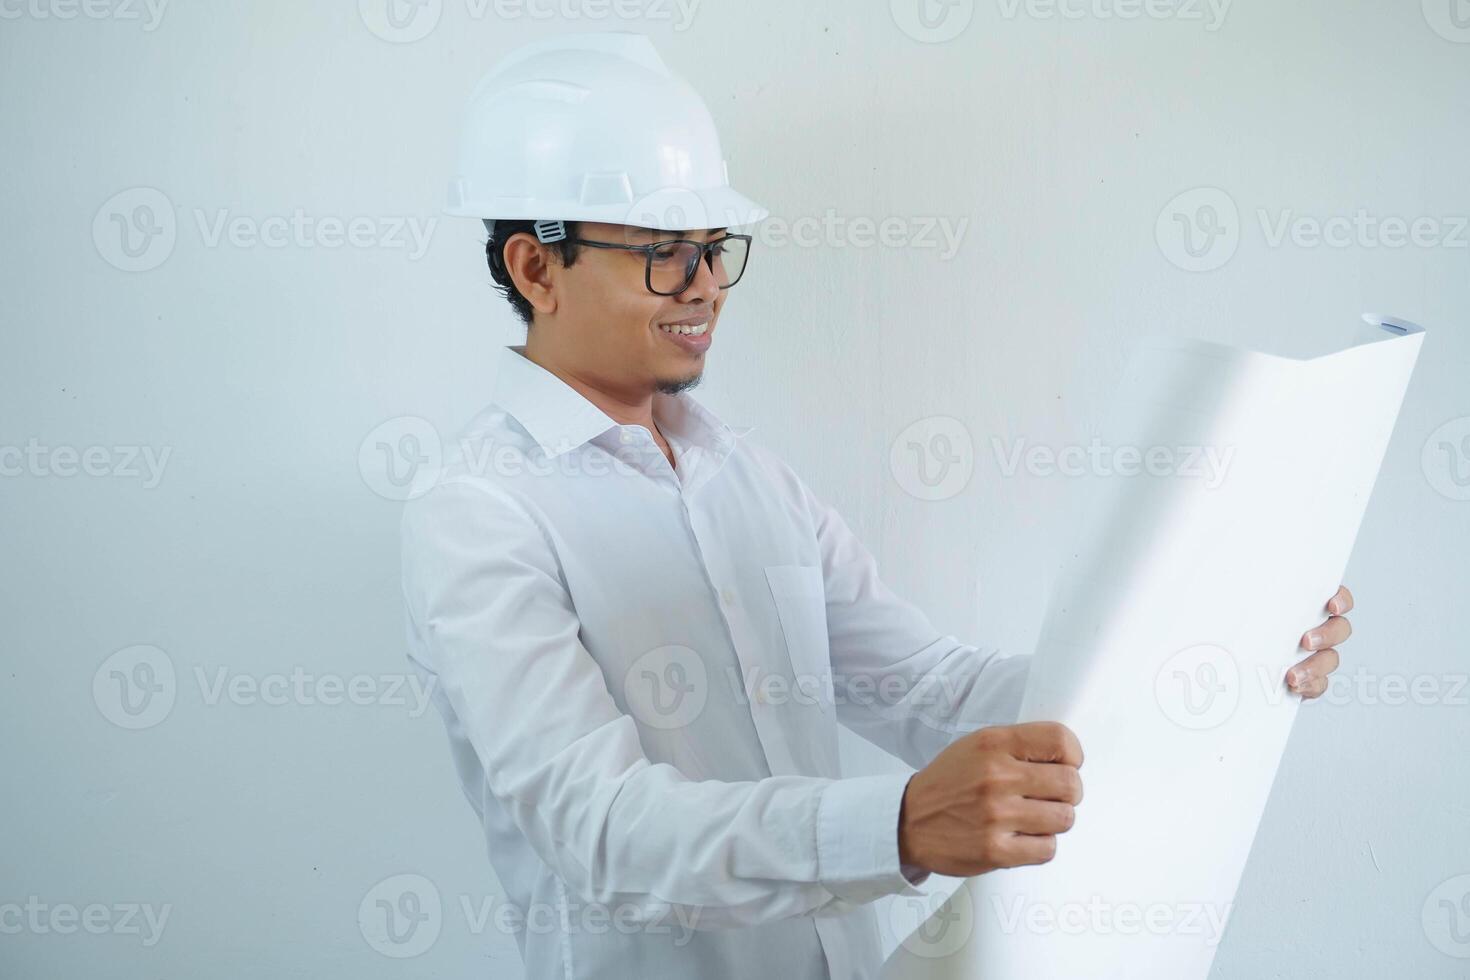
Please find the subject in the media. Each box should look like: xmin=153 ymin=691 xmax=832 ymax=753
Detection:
xmin=1291 ymin=669 xmax=1311 ymax=688
xmin=1305 ymin=631 xmax=1322 ymax=650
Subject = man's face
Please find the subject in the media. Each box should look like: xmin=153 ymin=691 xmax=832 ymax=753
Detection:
xmin=544 ymin=222 xmax=729 ymax=397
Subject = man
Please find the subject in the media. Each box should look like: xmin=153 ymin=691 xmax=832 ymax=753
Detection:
xmin=401 ymin=32 xmax=1353 ymax=980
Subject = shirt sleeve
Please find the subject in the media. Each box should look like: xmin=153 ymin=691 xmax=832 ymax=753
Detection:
xmin=791 ymin=473 xmax=1033 ymax=776
xmin=400 ymin=476 xmax=927 ymax=931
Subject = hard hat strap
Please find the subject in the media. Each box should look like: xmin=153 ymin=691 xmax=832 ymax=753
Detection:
xmin=482 ymin=218 xmax=567 ymax=245
xmin=533 ymin=220 xmax=567 ymax=244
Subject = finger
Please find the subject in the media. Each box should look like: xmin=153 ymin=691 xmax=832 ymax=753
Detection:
xmin=1005 ymin=722 xmax=1085 ymax=769
xmin=1288 ymin=648 xmax=1342 ymax=684
xmin=1302 ymin=615 xmax=1352 ymax=651
xmin=1287 ymin=648 xmax=1339 ymax=697
xmin=1299 ymin=673 xmax=1330 ymax=698
xmin=1328 ymin=585 xmax=1354 ymax=615
xmin=1016 ymin=760 xmax=1085 ymax=805
xmin=1008 ymin=799 xmax=1077 ymax=836
xmin=997 ymin=832 xmax=1059 ymax=868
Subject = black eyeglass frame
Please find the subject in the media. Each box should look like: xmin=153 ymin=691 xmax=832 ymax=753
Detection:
xmin=565 ymin=233 xmax=754 ymax=296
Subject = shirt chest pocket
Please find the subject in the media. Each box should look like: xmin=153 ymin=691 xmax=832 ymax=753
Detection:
xmin=763 ymin=564 xmax=835 ymax=713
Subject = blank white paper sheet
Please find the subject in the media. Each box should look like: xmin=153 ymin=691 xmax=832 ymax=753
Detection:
xmin=881 ymin=314 xmax=1425 ymax=980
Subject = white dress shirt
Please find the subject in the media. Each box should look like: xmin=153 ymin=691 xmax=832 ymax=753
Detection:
xmin=400 ymin=345 xmax=1031 ymax=979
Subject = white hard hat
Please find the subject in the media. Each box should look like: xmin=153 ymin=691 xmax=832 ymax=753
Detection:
xmin=447 ymin=32 xmax=768 ymax=243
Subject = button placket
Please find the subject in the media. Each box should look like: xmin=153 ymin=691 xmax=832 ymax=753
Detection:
xmin=615 ymin=424 xmax=681 ymax=490
xmin=679 ymin=504 xmax=800 ymax=776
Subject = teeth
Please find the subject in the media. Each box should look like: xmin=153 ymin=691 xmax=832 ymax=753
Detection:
xmin=659 ymin=322 xmax=708 ymax=336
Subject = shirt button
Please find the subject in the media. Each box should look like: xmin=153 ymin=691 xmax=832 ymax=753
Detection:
xmin=720 ymin=588 xmax=735 ymax=606
xmin=620 ymin=429 xmax=633 ymax=444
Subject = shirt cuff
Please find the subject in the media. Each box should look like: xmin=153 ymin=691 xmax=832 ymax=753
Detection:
xmin=816 ymin=772 xmax=929 ymax=905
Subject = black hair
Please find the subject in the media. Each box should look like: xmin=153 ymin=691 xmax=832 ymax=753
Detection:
xmin=484 ymin=220 xmax=583 ymax=329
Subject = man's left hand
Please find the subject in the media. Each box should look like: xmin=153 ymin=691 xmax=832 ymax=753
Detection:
xmin=1287 ymin=585 xmax=1354 ymax=699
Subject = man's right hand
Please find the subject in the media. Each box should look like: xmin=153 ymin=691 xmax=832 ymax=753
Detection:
xmin=898 ymin=722 xmax=1084 ymax=878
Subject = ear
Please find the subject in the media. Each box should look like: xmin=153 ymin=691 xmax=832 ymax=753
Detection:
xmin=502 ymin=233 xmax=560 ymax=316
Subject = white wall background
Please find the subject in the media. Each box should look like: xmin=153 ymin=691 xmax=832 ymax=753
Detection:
xmin=2 ymin=1 xmax=1467 ymax=977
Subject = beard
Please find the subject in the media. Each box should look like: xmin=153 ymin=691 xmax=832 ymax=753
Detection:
xmin=655 ymin=371 xmax=704 ymax=396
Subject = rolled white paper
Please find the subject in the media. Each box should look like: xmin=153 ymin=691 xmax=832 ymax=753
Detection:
xmin=882 ymin=314 xmax=1425 ymax=980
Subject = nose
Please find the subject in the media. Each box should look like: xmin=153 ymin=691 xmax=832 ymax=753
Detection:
xmin=675 ymin=247 xmax=722 ymax=303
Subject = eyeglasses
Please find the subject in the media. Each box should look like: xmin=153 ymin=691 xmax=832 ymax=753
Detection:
xmin=567 ymin=233 xmax=752 ymax=296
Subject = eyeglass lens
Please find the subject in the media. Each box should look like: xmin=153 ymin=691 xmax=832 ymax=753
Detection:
xmin=648 ymin=237 xmax=749 ymax=294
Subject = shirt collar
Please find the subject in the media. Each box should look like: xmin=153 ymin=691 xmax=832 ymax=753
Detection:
xmin=493 ymin=345 xmax=753 ymax=461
